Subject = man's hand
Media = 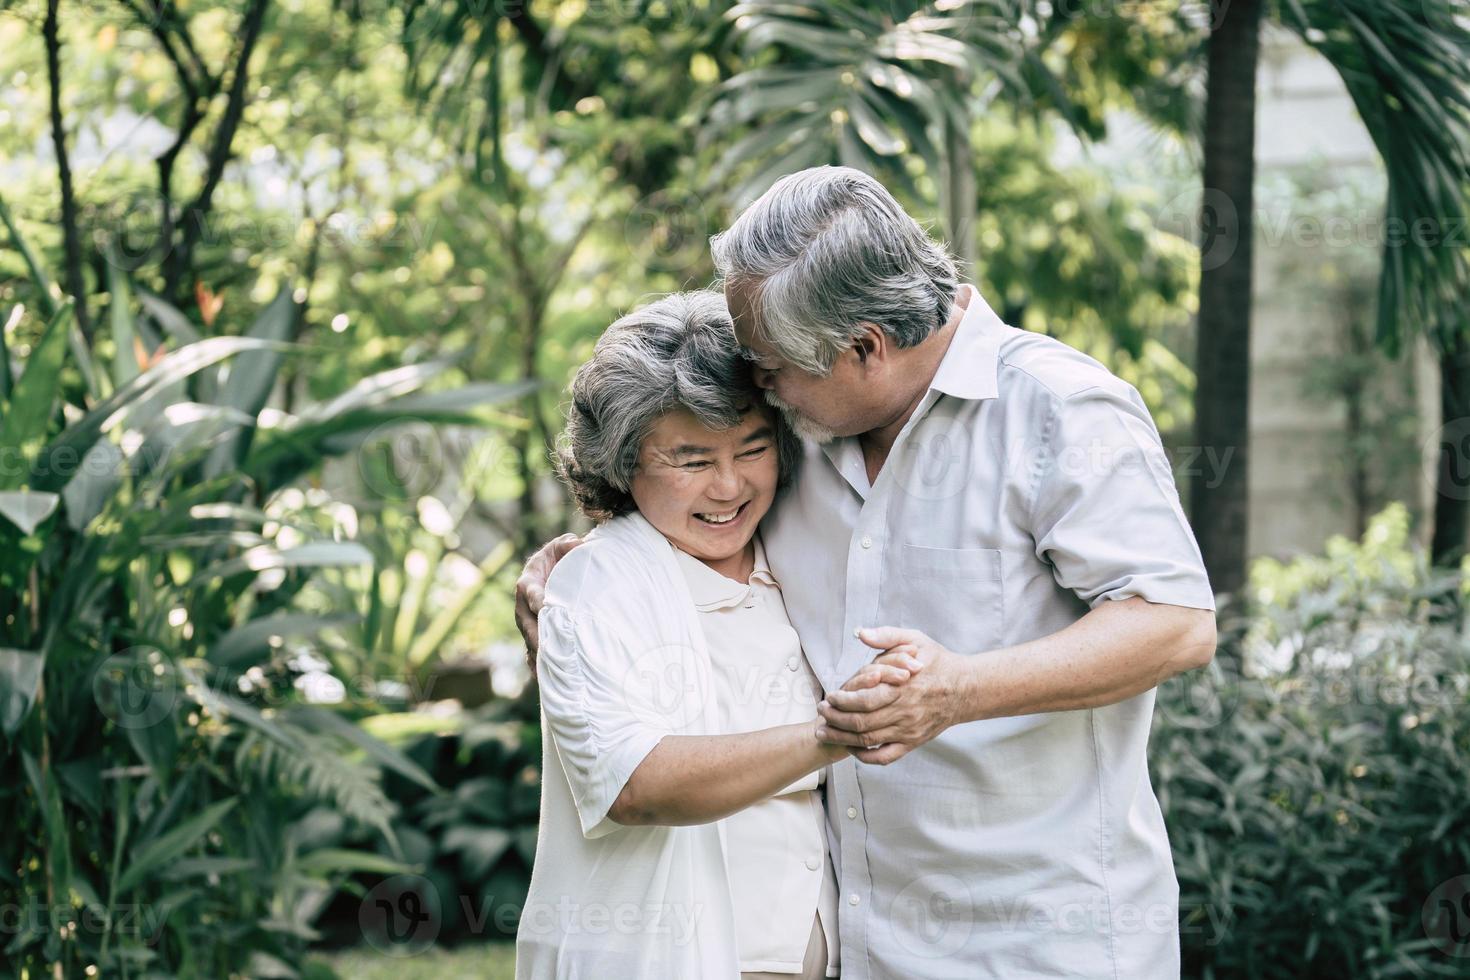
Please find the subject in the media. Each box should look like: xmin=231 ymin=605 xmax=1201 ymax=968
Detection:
xmin=817 ymin=627 xmax=966 ymax=766
xmin=515 ymin=533 xmax=584 ymax=675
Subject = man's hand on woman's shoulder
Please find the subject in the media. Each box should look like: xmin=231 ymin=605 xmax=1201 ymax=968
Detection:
xmin=515 ymin=533 xmax=585 ymax=675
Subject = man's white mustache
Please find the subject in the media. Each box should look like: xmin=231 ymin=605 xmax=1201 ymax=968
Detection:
xmin=764 ymin=390 xmax=837 ymax=444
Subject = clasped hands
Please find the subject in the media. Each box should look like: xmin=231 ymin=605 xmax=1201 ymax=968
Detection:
xmin=815 ymin=627 xmax=966 ymax=766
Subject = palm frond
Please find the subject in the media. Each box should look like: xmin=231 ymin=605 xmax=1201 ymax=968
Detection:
xmin=233 ymin=730 xmax=397 ymax=840
xmin=1279 ymin=0 xmax=1470 ymax=352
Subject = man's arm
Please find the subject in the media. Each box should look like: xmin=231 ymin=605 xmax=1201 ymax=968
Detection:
xmin=817 ymin=596 xmax=1216 ymax=765
xmin=514 ymin=533 xmax=584 ymax=674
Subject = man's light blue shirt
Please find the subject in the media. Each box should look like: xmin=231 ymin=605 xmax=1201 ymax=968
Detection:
xmin=763 ymin=284 xmax=1215 ymax=979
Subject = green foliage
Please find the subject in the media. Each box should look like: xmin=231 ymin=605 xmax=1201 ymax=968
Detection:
xmin=1275 ymin=0 xmax=1470 ymax=354
xmin=300 ymin=493 xmax=519 ymax=689
xmin=1247 ymin=503 xmax=1466 ymax=638
xmin=314 ymin=940 xmax=514 ymax=979
xmin=706 ymin=0 xmax=1059 ymax=265
xmin=312 ymin=700 xmax=542 ymax=949
xmin=1153 ymin=505 xmax=1470 ymax=977
xmin=0 ymin=228 xmax=524 ymax=975
xmin=705 ymin=3 xmax=1200 ymax=426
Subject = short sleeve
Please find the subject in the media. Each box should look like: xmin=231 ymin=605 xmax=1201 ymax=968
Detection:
xmin=535 ymin=603 xmax=700 ymax=838
xmin=1027 ymin=382 xmax=1216 ymax=611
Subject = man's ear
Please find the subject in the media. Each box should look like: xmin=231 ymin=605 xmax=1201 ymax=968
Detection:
xmin=853 ymin=322 xmax=887 ymax=367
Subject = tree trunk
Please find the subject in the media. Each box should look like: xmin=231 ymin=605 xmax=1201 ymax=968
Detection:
xmin=1191 ymin=0 xmax=1263 ymax=600
xmin=1431 ymin=333 xmax=1470 ymax=567
xmin=941 ymin=109 xmax=978 ymax=278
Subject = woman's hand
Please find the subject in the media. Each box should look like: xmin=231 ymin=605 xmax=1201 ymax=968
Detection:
xmin=814 ymin=652 xmax=924 ymax=759
xmin=818 ymin=628 xmax=965 ymax=765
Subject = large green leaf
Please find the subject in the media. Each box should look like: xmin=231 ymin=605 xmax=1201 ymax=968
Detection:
xmin=136 ymin=288 xmax=202 ymax=345
xmin=0 ymin=193 xmax=58 ymax=316
xmin=0 ymin=490 xmax=60 ymax=536
xmin=442 ymin=825 xmax=513 ymax=880
xmin=106 ymin=260 xmax=138 ymax=390
xmin=136 ymin=289 xmax=224 ymax=403
xmin=0 ymin=302 xmax=72 ymax=491
xmin=131 ymin=402 xmax=257 ymax=484
xmin=385 ymin=379 xmax=537 ymax=415
xmin=242 ymin=407 xmax=489 ymax=492
xmin=204 ymin=288 xmax=299 ymax=480
xmin=291 ymin=848 xmax=412 ymax=877
xmin=30 ymin=336 xmax=290 ymax=494
xmin=60 ymin=440 xmax=125 ymax=531
xmin=287 ymin=705 xmax=440 ymax=794
xmin=294 ymin=362 xmax=452 ymax=424
xmin=192 ymin=540 xmax=374 ymax=584
xmin=0 ymin=648 xmax=43 ymax=736
xmin=709 ymin=0 xmax=1049 ymax=261
xmin=117 ymin=797 xmax=239 ymax=894
xmin=22 ymin=748 xmax=72 ymax=910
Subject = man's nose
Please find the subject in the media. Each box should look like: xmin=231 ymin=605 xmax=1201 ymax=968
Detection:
xmin=753 ymin=367 xmax=776 ymax=390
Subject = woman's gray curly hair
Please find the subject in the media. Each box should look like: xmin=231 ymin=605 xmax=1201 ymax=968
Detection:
xmin=555 ymin=290 xmax=802 ymax=523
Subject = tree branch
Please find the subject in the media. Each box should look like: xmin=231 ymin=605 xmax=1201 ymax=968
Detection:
xmin=44 ymin=0 xmax=90 ymax=341
xmin=119 ymin=0 xmax=213 ymax=244
xmin=163 ymin=0 xmax=270 ymax=304
xmin=503 ymin=4 xmax=581 ymax=112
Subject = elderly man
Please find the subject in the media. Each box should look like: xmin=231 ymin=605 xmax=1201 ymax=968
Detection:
xmin=517 ymin=165 xmax=1216 ymax=978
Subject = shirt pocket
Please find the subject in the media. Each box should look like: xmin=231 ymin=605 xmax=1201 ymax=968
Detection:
xmin=896 ymin=544 xmax=1004 ymax=654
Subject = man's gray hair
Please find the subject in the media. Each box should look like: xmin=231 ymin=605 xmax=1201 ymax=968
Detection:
xmin=556 ymin=290 xmax=801 ymax=523
xmin=710 ymin=165 xmax=959 ymax=375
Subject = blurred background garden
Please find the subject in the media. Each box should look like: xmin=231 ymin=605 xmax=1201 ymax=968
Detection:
xmin=1 ymin=0 xmax=1468 ymax=977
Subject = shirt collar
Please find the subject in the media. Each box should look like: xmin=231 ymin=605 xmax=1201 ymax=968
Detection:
xmin=671 ymin=533 xmax=779 ymax=611
xmin=927 ymin=283 xmax=1006 ymax=402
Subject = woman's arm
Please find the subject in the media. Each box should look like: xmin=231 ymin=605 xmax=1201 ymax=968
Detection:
xmin=607 ymin=658 xmax=920 ymax=827
xmin=608 ymin=721 xmax=843 ymax=826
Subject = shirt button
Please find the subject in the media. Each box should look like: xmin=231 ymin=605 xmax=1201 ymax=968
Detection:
xmin=786 ymin=656 xmax=800 ymax=672
xmin=860 ymin=535 xmax=873 ymax=549
xmin=805 ymin=857 xmax=821 ymax=871
xmin=848 ymin=894 xmax=861 ymax=906
xmin=846 ymin=806 xmax=857 ymax=819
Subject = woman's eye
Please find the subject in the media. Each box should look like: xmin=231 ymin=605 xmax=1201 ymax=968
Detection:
xmin=739 ymin=446 xmax=770 ymax=459
xmin=681 ymin=461 xmax=711 ymax=470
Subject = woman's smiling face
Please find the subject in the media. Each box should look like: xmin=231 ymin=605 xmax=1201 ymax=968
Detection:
xmin=629 ymin=404 xmax=779 ymax=579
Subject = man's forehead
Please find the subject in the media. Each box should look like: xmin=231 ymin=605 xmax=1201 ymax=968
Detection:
xmin=724 ymin=282 xmax=758 ymax=330
xmin=729 ymin=313 xmax=768 ymax=353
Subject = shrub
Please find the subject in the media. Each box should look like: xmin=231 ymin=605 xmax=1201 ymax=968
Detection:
xmin=0 ymin=233 xmax=527 ymax=976
xmin=1153 ymin=505 xmax=1470 ymax=978
xmin=313 ymin=699 xmax=542 ymax=953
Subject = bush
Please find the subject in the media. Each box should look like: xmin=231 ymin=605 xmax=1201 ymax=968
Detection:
xmin=1152 ymin=505 xmax=1470 ymax=978
xmin=313 ymin=699 xmax=542 ymax=953
xmin=0 ymin=239 xmax=525 ymax=976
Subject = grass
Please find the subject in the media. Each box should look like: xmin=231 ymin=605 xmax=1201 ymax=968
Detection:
xmin=312 ymin=942 xmax=516 ymax=979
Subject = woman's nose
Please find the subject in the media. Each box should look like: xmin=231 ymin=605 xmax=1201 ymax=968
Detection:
xmin=708 ymin=462 xmax=741 ymax=500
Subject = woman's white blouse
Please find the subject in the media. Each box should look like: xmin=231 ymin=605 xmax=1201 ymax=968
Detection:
xmin=517 ymin=513 xmax=833 ymax=980
xmin=671 ymin=536 xmax=839 ymax=977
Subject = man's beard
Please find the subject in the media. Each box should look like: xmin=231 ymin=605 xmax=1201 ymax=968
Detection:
xmin=764 ymin=390 xmax=838 ymax=444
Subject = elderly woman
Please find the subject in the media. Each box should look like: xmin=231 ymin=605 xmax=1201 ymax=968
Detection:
xmin=514 ymin=292 xmax=916 ymax=980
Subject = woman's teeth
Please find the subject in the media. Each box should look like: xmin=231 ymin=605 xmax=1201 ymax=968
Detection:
xmin=696 ymin=504 xmax=743 ymax=525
